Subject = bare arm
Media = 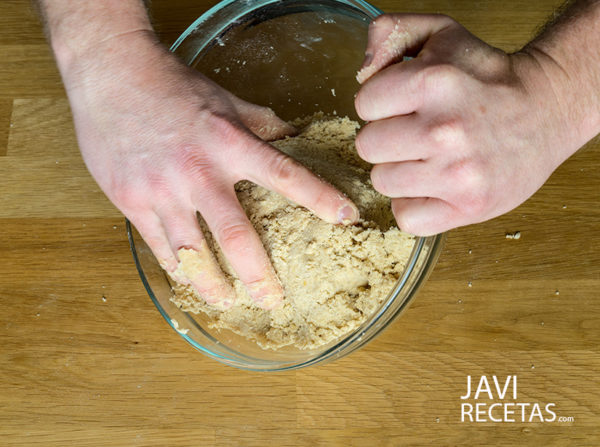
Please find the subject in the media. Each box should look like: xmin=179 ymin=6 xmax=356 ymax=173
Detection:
xmin=36 ymin=0 xmax=359 ymax=309
xmin=523 ymin=0 xmax=600 ymax=148
xmin=36 ymin=0 xmax=153 ymax=57
xmin=354 ymin=1 xmax=600 ymax=235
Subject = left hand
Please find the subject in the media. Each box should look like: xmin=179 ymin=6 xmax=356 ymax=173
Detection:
xmin=355 ymin=14 xmax=579 ymax=235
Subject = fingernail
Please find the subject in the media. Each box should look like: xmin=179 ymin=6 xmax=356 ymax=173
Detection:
xmin=337 ymin=204 xmax=359 ymax=225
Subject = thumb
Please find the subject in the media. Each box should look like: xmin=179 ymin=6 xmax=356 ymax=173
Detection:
xmin=226 ymin=92 xmax=297 ymax=141
xmin=357 ymin=13 xmax=454 ymax=83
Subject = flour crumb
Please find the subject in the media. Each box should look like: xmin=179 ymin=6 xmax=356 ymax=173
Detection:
xmin=170 ymin=319 xmax=189 ymax=335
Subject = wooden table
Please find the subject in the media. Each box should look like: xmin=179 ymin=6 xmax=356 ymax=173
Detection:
xmin=1 ymin=0 xmax=598 ymax=445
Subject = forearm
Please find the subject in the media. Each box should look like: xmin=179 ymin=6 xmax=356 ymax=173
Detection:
xmin=36 ymin=0 xmax=154 ymax=75
xmin=521 ymin=0 xmax=600 ymax=150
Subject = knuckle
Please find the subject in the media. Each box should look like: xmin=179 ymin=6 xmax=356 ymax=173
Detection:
xmin=268 ymin=153 xmax=300 ymax=188
xmin=194 ymin=109 xmax=247 ymax=158
xmin=144 ymin=233 xmax=170 ymax=254
xmin=146 ymin=173 xmax=176 ymax=204
xmin=421 ymin=64 xmax=462 ymax=96
xmin=427 ymin=118 xmax=466 ymax=149
xmin=448 ymin=160 xmax=489 ymax=214
xmin=172 ymin=143 xmax=215 ymax=183
xmin=202 ymin=109 xmax=241 ymax=141
xmin=208 ymin=113 xmax=252 ymax=159
xmin=431 ymin=13 xmax=456 ymax=27
xmin=217 ymin=222 xmax=251 ymax=254
xmin=110 ymin=182 xmax=144 ymax=212
xmin=370 ymin=14 xmax=396 ymax=32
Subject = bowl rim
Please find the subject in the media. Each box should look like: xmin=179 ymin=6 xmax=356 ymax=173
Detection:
xmin=170 ymin=0 xmax=385 ymax=54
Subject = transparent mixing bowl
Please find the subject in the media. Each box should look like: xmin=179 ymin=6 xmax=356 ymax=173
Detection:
xmin=127 ymin=0 xmax=445 ymax=370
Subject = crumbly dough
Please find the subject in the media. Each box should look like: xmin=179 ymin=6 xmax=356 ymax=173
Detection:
xmin=170 ymin=115 xmax=415 ymax=350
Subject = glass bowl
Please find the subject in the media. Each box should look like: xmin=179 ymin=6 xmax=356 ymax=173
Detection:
xmin=127 ymin=0 xmax=446 ymax=371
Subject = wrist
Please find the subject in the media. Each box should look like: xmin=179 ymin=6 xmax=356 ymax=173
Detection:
xmin=511 ymin=47 xmax=597 ymax=165
xmin=517 ymin=0 xmax=600 ymax=153
xmin=56 ymin=28 xmax=162 ymax=94
xmin=42 ymin=0 xmax=154 ymax=79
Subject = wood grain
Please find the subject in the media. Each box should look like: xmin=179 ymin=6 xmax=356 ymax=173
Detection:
xmin=0 ymin=99 xmax=11 ymax=156
xmin=0 ymin=99 xmax=119 ymax=217
xmin=0 ymin=0 xmax=598 ymax=446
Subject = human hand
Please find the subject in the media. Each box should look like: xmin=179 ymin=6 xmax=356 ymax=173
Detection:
xmin=355 ymin=14 xmax=580 ymax=235
xmin=62 ymin=31 xmax=358 ymax=310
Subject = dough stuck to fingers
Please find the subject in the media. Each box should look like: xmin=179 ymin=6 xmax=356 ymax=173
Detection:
xmin=357 ymin=20 xmax=411 ymax=84
xmin=169 ymin=114 xmax=416 ymax=350
xmin=173 ymin=246 xmax=236 ymax=311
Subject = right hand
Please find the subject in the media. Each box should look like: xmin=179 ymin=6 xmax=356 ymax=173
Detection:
xmin=62 ymin=31 xmax=359 ymax=310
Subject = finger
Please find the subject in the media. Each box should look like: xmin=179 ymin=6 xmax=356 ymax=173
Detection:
xmin=242 ymin=141 xmax=360 ymax=225
xmin=195 ymin=185 xmax=284 ymax=310
xmin=355 ymin=57 xmax=428 ymax=121
xmin=370 ymin=160 xmax=448 ymax=199
xmin=357 ymin=13 xmax=454 ymax=83
xmin=391 ymin=197 xmax=459 ymax=235
xmin=356 ymin=114 xmax=435 ymax=163
xmin=129 ymin=212 xmax=182 ymax=279
xmin=175 ymin=246 xmax=236 ymax=311
xmin=157 ymin=205 xmax=236 ymax=310
xmin=226 ymin=92 xmax=297 ymax=141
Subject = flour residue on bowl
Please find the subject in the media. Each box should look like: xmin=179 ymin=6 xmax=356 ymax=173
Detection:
xmin=170 ymin=115 xmax=415 ymax=350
